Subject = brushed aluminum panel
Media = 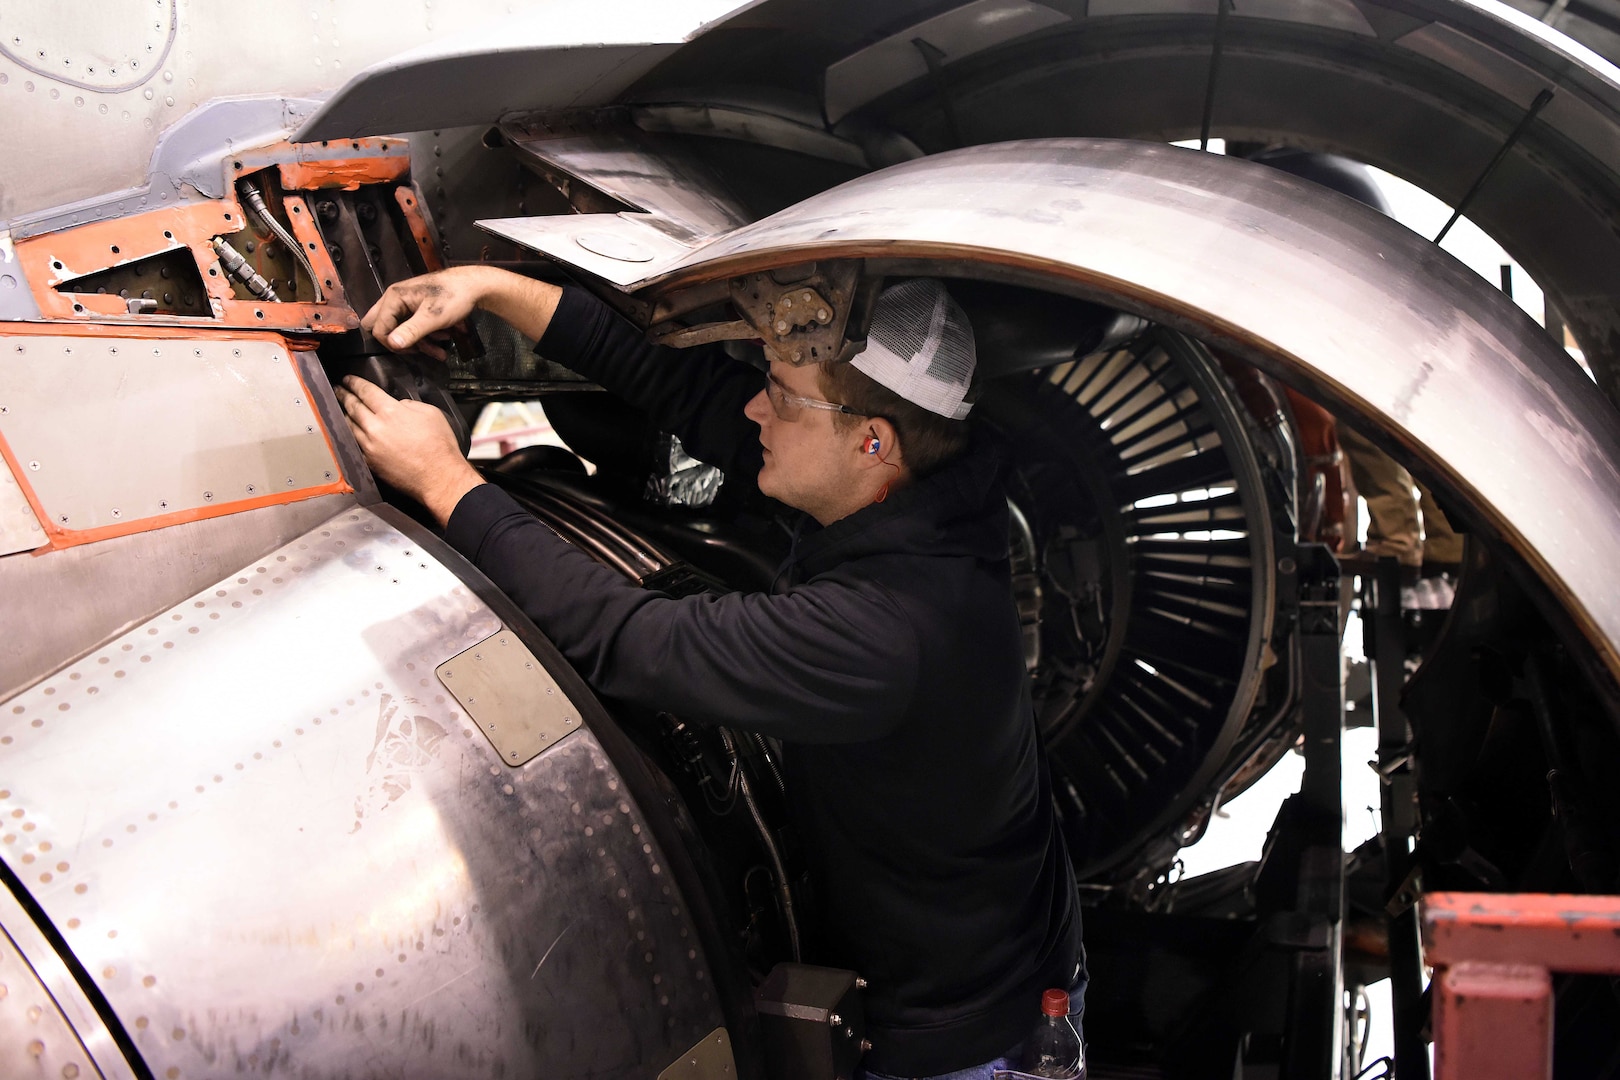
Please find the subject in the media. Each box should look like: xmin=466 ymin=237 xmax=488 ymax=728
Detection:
xmin=479 ymin=213 xmax=696 ymax=286
xmin=0 ymin=506 xmax=724 ymax=1077
xmin=437 ymin=630 xmax=582 ymax=766
xmin=0 ymin=335 xmax=340 ymax=534
xmin=0 ymin=920 xmax=102 ymax=1079
xmin=0 ymin=494 xmax=356 ymax=702
xmin=294 ymin=1 xmax=752 ymax=142
xmin=0 ymin=455 xmax=44 ymax=557
xmin=0 ymin=885 xmax=133 ymax=1079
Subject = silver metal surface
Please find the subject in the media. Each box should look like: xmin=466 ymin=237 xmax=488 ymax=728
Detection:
xmin=6 ymin=97 xmax=318 ymax=241
xmin=0 ymin=456 xmax=44 ymax=557
xmin=504 ymin=126 xmax=752 ymax=243
xmin=0 ymin=0 xmax=533 ymax=226
xmin=502 ymin=138 xmax=1620 ymax=682
xmin=0 ymin=885 xmax=133 ymax=1079
xmin=0 ymin=505 xmax=725 ymax=1077
xmin=0 ymin=334 xmax=340 ymax=534
xmin=0 ymin=233 xmax=42 ymax=321
xmin=658 ymin=1027 xmax=736 ymax=1079
xmin=437 ymin=629 xmax=583 ymax=766
xmin=823 ymin=0 xmax=1072 ymax=124
xmin=294 ymin=1 xmax=751 ymax=143
xmin=0 ymin=493 xmax=354 ymax=701
xmin=481 ymin=213 xmax=696 ymax=286
xmin=632 ymin=103 xmax=875 ymax=169
xmin=0 ymin=920 xmax=102 ymax=1079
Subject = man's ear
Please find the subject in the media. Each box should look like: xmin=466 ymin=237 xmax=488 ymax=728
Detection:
xmin=858 ymin=416 xmax=902 ymax=470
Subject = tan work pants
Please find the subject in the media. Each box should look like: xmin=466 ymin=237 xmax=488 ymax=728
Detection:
xmin=1338 ymin=426 xmax=1464 ymax=567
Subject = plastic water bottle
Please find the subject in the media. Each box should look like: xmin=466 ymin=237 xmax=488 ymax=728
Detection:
xmin=1019 ymin=988 xmax=1084 ymax=1078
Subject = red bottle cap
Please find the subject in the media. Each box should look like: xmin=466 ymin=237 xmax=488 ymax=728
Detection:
xmin=1041 ymin=988 xmax=1069 ymax=1017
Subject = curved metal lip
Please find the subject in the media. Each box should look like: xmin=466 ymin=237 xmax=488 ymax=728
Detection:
xmin=292 ymin=0 xmax=757 ymax=142
xmin=592 ymin=137 xmax=1620 ymax=684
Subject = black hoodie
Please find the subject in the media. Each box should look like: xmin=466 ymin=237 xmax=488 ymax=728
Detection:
xmin=444 ymin=288 xmax=1082 ymax=1076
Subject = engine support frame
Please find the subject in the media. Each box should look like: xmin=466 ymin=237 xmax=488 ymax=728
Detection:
xmin=1422 ymin=892 xmax=1620 ymax=1080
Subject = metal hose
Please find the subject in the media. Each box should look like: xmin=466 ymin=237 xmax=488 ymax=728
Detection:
xmin=238 ymin=179 xmax=324 ymax=303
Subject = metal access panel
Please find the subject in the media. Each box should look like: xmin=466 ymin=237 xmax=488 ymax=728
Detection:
xmin=437 ymin=629 xmax=583 ymax=766
xmin=0 ymin=333 xmax=343 ymax=542
xmin=0 ymin=455 xmax=44 ymax=556
xmin=658 ymin=1028 xmax=737 ymax=1080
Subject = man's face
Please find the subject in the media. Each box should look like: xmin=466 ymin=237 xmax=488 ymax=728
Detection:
xmin=743 ymin=359 xmax=865 ymax=524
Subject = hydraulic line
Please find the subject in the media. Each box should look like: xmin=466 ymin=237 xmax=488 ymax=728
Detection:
xmin=238 ymin=178 xmax=325 ymax=303
xmin=719 ymin=727 xmax=801 ymax=962
xmin=210 ymin=237 xmax=278 ymax=302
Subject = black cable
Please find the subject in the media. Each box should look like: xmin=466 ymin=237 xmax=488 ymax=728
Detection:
xmin=1434 ymin=88 xmax=1555 ymax=243
xmin=1199 ymin=0 xmax=1232 ymax=151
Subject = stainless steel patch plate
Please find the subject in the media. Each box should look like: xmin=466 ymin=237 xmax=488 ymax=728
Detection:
xmin=436 ymin=630 xmax=582 ymax=766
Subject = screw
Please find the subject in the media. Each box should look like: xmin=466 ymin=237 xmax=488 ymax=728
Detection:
xmin=828 ymin=1014 xmax=842 ymax=1027
xmin=855 ymin=977 xmax=868 ymax=989
xmin=203 ymin=491 xmax=213 ymax=501
xmin=58 ymin=514 xmax=68 ymax=524
xmin=774 ymin=320 xmax=788 ymax=334
xmin=110 ymin=508 xmax=121 ymax=518
xmin=781 ymin=297 xmax=793 ymax=310
xmin=28 ymin=460 xmax=39 ymax=471
xmin=817 ymin=308 xmax=830 ymax=321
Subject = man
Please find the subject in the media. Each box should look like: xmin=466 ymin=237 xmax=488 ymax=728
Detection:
xmin=1234 ymin=144 xmax=1466 ymax=608
xmin=336 ymin=264 xmax=1084 ymax=1079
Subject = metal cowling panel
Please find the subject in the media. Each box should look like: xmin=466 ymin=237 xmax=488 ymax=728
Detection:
xmin=0 ymin=506 xmax=724 ymax=1078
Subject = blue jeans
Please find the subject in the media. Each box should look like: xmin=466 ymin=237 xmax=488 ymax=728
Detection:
xmin=859 ymin=972 xmax=1088 ymax=1080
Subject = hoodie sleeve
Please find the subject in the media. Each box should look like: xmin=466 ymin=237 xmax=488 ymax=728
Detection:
xmin=447 ymin=483 xmax=921 ymax=744
xmin=538 ymin=287 xmax=764 ymax=487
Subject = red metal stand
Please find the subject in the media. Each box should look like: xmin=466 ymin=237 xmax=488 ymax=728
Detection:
xmin=1422 ymin=892 xmax=1620 ymax=1080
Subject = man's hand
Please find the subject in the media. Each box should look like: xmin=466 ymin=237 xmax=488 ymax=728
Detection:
xmin=361 ymin=266 xmax=491 ymax=360
xmin=361 ymin=266 xmax=564 ymax=359
xmin=335 ymin=375 xmax=485 ymax=525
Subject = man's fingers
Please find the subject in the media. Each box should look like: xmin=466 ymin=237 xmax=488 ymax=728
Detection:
xmin=340 ymin=375 xmax=397 ymax=417
xmin=361 ymin=289 xmax=414 ymax=344
xmin=385 ymin=306 xmax=449 ymax=352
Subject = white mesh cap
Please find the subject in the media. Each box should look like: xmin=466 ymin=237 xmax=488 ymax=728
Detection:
xmin=849 ymin=278 xmax=977 ymax=419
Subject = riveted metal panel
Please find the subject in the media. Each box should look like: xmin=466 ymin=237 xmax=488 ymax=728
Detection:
xmin=0 ymin=885 xmax=133 ymax=1079
xmin=0 ymin=506 xmax=725 ymax=1078
xmin=0 ymin=455 xmax=43 ymax=557
xmin=437 ymin=630 xmax=582 ymax=767
xmin=0 ymin=334 xmax=341 ymax=536
xmin=0 ymin=924 xmax=102 ymax=1079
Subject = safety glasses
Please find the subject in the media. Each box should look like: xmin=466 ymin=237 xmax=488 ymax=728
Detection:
xmin=765 ymin=371 xmax=860 ymax=422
